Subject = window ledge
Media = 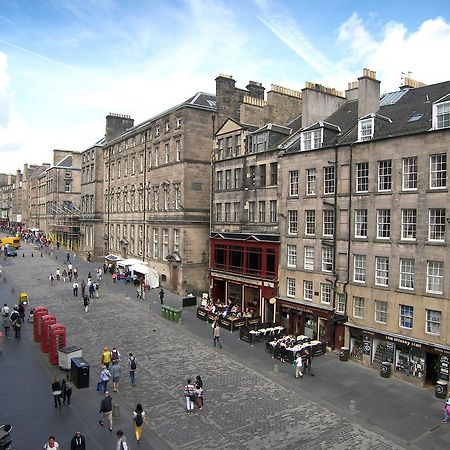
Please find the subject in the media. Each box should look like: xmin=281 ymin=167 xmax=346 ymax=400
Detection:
xmin=427 ymin=188 xmax=448 ymax=193
xmin=377 ymin=190 xmax=392 ymax=195
xmin=426 ymin=241 xmax=447 ymax=247
xmin=399 ymin=240 xmax=417 ymax=245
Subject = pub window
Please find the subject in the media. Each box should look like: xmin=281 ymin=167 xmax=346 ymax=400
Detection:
xmin=246 ymin=247 xmax=261 ymax=276
xmin=214 ymin=245 xmax=226 ymax=269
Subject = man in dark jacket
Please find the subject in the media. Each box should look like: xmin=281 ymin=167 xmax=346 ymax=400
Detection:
xmin=70 ymin=431 xmax=86 ymax=450
xmin=99 ymin=391 xmax=113 ymax=431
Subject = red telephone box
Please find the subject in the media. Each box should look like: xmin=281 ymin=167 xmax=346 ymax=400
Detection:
xmin=49 ymin=324 xmax=66 ymax=365
xmin=41 ymin=315 xmax=57 ymax=353
xmin=33 ymin=306 xmax=48 ymax=342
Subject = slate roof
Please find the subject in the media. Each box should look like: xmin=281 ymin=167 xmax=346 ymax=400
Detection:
xmin=210 ymin=232 xmax=280 ymax=242
xmin=251 ymin=123 xmax=291 ymax=135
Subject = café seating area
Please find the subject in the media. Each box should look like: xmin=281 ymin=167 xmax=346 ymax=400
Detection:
xmin=268 ymin=335 xmax=326 ymax=363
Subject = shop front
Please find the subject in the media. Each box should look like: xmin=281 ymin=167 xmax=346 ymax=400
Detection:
xmin=347 ymin=324 xmax=450 ymax=387
xmin=276 ymin=298 xmax=334 ymax=346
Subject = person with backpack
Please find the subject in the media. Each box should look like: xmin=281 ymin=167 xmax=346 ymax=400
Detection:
xmin=111 ymin=347 xmax=121 ymax=365
xmin=62 ymin=373 xmax=73 ymax=406
xmin=11 ymin=307 xmax=22 ymax=339
xmin=111 ymin=361 xmax=121 ymax=392
xmin=132 ymin=403 xmax=147 ymax=444
xmin=184 ymin=379 xmax=196 ymax=413
xmin=100 ymin=365 xmax=111 ymax=393
xmin=127 ymin=353 xmax=137 ymax=386
xmin=83 ymin=295 xmax=90 ymax=313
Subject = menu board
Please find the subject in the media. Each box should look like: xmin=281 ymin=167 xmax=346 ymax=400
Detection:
xmin=439 ymin=355 xmax=449 ymax=381
xmin=385 ymin=342 xmax=395 ymax=363
xmin=363 ymin=336 xmax=371 ymax=355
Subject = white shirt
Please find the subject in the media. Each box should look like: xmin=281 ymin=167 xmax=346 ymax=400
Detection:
xmin=1 ymin=306 xmax=9 ymax=316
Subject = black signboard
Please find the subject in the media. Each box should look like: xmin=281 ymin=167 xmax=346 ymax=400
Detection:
xmin=219 ymin=317 xmax=232 ymax=331
xmin=240 ymin=327 xmax=251 ymax=343
xmin=386 ymin=342 xmax=395 ymax=363
xmin=233 ymin=319 xmax=246 ymax=330
xmin=246 ymin=317 xmax=260 ymax=327
xmin=196 ymin=307 xmax=208 ymax=321
xmin=363 ymin=336 xmax=371 ymax=355
xmin=439 ymin=355 xmax=449 ymax=381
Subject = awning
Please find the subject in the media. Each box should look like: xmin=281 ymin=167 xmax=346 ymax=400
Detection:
xmin=104 ymin=254 xmax=123 ymax=262
xmin=118 ymin=258 xmax=147 ymax=267
xmin=128 ymin=265 xmax=159 ymax=288
xmin=130 ymin=264 xmax=148 ymax=275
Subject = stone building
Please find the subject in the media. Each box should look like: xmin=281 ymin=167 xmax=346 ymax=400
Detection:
xmin=278 ymin=69 xmax=450 ymax=386
xmin=103 ymin=94 xmax=216 ymax=294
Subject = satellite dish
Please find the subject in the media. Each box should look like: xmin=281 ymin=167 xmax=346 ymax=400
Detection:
xmin=269 ymin=297 xmax=276 ymax=304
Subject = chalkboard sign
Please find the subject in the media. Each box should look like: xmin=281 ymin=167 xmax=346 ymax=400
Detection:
xmin=386 ymin=342 xmax=395 ymax=363
xmin=439 ymin=355 xmax=449 ymax=381
xmin=363 ymin=336 xmax=371 ymax=355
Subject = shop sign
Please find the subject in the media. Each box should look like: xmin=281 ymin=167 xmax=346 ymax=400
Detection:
xmin=210 ymin=271 xmax=262 ymax=286
xmin=385 ymin=335 xmax=422 ymax=349
xmin=439 ymin=355 xmax=449 ymax=381
xmin=263 ymin=281 xmax=274 ymax=288
xmin=363 ymin=336 xmax=371 ymax=355
xmin=385 ymin=342 xmax=395 ymax=363
xmin=279 ymin=302 xmax=329 ymax=316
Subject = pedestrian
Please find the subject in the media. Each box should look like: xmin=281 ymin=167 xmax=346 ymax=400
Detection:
xmin=87 ymin=251 xmax=91 ymax=262
xmin=12 ymin=312 xmax=22 ymax=339
xmin=111 ymin=362 xmax=121 ymax=392
xmin=74 ymin=267 xmax=78 ymax=280
xmin=83 ymin=295 xmax=90 ymax=313
xmin=127 ymin=352 xmax=137 ymax=386
xmin=132 ymin=403 xmax=147 ymax=444
xmin=99 ymin=391 xmax=113 ymax=432
xmin=44 ymin=435 xmax=60 ymax=449
xmin=100 ymin=365 xmax=111 ymax=393
xmin=1 ymin=303 xmax=9 ymax=317
xmin=116 ymin=430 xmax=129 ymax=450
xmin=195 ymin=375 xmax=203 ymax=388
xmin=442 ymin=396 xmax=450 ymax=423
xmin=81 ymin=280 xmax=86 ymax=297
xmin=70 ymin=431 xmax=86 ymax=450
xmin=302 ymin=349 xmax=314 ymax=376
xmin=294 ymin=352 xmax=304 ymax=379
xmin=159 ymin=288 xmax=164 ymax=304
xmin=111 ymin=347 xmax=121 ymax=365
xmin=62 ymin=268 xmax=68 ymax=282
xmin=73 ymin=281 xmax=79 ymax=297
xmin=184 ymin=379 xmax=195 ymax=413
xmin=194 ymin=381 xmax=204 ymax=410
xmin=49 ymin=273 xmax=55 ymax=284
xmin=67 ymin=252 xmax=70 ymax=263
xmin=18 ymin=302 xmax=25 ymax=323
xmin=52 ymin=376 xmax=62 ymax=408
xmin=213 ymin=321 xmax=222 ymax=349
xmin=112 ymin=272 xmax=117 ymax=283
xmin=62 ymin=373 xmax=72 ymax=407
xmin=89 ymin=283 xmax=95 ymax=299
xmin=94 ymin=282 xmax=99 ymax=298
xmin=2 ymin=313 xmax=11 ymax=339
xmin=56 ymin=268 xmax=60 ymax=281
xmin=101 ymin=346 xmax=112 ymax=368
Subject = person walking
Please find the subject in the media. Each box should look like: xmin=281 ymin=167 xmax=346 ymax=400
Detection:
xmin=89 ymin=283 xmax=95 ymax=299
xmin=159 ymin=288 xmax=164 ymax=304
xmin=184 ymin=379 xmax=195 ymax=413
xmin=302 ymin=349 xmax=313 ymax=376
xmin=83 ymin=295 xmax=90 ymax=313
xmin=12 ymin=313 xmax=22 ymax=339
xmin=62 ymin=373 xmax=73 ymax=407
xmin=18 ymin=302 xmax=25 ymax=323
xmin=49 ymin=273 xmax=55 ymax=284
xmin=101 ymin=347 xmax=112 ymax=368
xmin=1 ymin=303 xmax=10 ymax=318
xmin=111 ymin=347 xmax=121 ymax=365
xmin=2 ymin=313 xmax=11 ymax=339
xmin=44 ymin=435 xmax=60 ymax=449
xmin=56 ymin=268 xmax=60 ymax=281
xmin=70 ymin=431 xmax=86 ymax=450
xmin=73 ymin=281 xmax=79 ymax=297
xmin=81 ymin=280 xmax=86 ymax=298
xmin=62 ymin=269 xmax=68 ymax=282
xmin=52 ymin=377 xmax=62 ymax=408
xmin=94 ymin=282 xmax=100 ymax=298
xmin=99 ymin=391 xmax=113 ymax=432
xmin=442 ymin=397 xmax=450 ymax=423
xmin=213 ymin=321 xmax=222 ymax=349
xmin=73 ymin=267 xmax=78 ymax=280
xmin=294 ymin=353 xmax=304 ymax=379
xmin=116 ymin=430 xmax=129 ymax=450
xmin=66 ymin=252 xmax=70 ymax=263
xmin=132 ymin=403 xmax=147 ymax=444
xmin=127 ymin=352 xmax=137 ymax=386
xmin=100 ymin=365 xmax=111 ymax=393
xmin=194 ymin=380 xmax=204 ymax=411
xmin=111 ymin=362 xmax=121 ymax=392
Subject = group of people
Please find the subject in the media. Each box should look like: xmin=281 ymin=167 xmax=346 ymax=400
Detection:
xmin=43 ymin=429 xmax=129 ymax=449
xmin=51 ymin=373 xmax=73 ymax=408
xmin=99 ymin=346 xmax=138 ymax=392
xmin=183 ymin=375 xmax=204 ymax=413
xmin=204 ymin=300 xmax=254 ymax=320
xmin=2 ymin=302 xmax=23 ymax=339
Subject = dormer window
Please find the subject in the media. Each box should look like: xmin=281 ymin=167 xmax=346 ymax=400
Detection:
xmin=301 ymin=129 xmax=322 ymax=151
xmin=434 ymin=101 xmax=450 ymax=129
xmin=358 ymin=118 xmax=374 ymax=141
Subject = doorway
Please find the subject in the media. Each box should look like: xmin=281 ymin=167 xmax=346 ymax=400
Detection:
xmin=425 ymin=353 xmax=439 ymax=386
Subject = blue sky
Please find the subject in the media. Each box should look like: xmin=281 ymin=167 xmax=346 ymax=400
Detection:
xmin=0 ymin=0 xmax=449 ymax=172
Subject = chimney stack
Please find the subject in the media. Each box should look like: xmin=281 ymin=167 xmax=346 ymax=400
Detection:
xmin=357 ymin=68 xmax=380 ymax=118
xmin=400 ymin=76 xmax=426 ymax=90
xmin=105 ymin=113 xmax=134 ymax=143
xmin=246 ymin=81 xmax=265 ymax=100
xmin=345 ymin=81 xmax=359 ymax=101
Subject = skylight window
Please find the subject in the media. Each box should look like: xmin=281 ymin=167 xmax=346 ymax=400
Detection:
xmin=408 ymin=112 xmax=424 ymax=122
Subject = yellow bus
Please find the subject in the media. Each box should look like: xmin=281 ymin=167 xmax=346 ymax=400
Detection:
xmin=1 ymin=237 xmax=21 ymax=249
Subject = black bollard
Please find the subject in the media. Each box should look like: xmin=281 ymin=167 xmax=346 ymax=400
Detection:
xmin=22 ymin=253 xmax=25 ymax=257
xmin=41 ymin=253 xmax=43 ymax=257
xmin=32 ymin=253 xmax=33 ymax=257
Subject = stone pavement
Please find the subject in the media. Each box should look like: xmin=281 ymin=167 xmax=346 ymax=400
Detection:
xmin=1 ymin=239 xmax=449 ymax=449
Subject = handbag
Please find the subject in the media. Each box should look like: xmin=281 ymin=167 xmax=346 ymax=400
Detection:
xmin=96 ymin=381 xmax=103 ymax=392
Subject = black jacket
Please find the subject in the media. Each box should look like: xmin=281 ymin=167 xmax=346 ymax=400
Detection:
xmin=70 ymin=434 xmax=86 ymax=450
xmin=100 ymin=395 xmax=112 ymax=413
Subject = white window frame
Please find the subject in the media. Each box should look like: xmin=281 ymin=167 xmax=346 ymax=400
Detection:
xmin=433 ymin=101 xmax=450 ymax=130
xmin=287 ymin=245 xmax=297 ymax=268
xmin=303 ymin=280 xmax=313 ymax=301
xmin=378 ymin=160 xmax=392 ymax=192
xmin=323 ymin=166 xmax=335 ymax=195
xmin=287 ymin=278 xmax=296 ymax=298
xmin=374 ymin=300 xmax=387 ymax=324
xmin=320 ymin=283 xmax=332 ymax=304
xmin=358 ymin=117 xmax=374 ymax=141
xmin=356 ymin=162 xmax=369 ymax=193
xmin=355 ymin=209 xmax=368 ymax=238
xmin=306 ymin=168 xmax=316 ymax=195
xmin=402 ymin=157 xmax=418 ymax=191
xmin=400 ymin=304 xmax=414 ymax=329
xmin=301 ymin=129 xmax=322 ymax=151
xmin=269 ymin=200 xmax=277 ymax=223
xmin=353 ymin=255 xmax=366 ymax=283
xmin=323 ymin=210 xmax=334 ymax=237
xmin=377 ymin=209 xmax=390 ymax=239
xmin=336 ymin=293 xmax=346 ymax=314
xmin=322 ymin=246 xmax=333 ymax=272
xmin=426 ymin=309 xmax=441 ymax=335
xmin=401 ymin=209 xmax=416 ymax=240
xmin=430 ymin=154 xmax=447 ymax=189
xmin=289 ymin=170 xmax=299 ymax=196
xmin=176 ymin=140 xmax=181 ymax=161
xmin=305 ymin=210 xmax=315 ymax=236
xmin=375 ymin=256 xmax=389 ymax=287
xmin=426 ymin=260 xmax=444 ymax=294
xmin=399 ymin=258 xmax=415 ymax=290
xmin=428 ymin=208 xmax=446 ymax=242
xmin=304 ymin=246 xmax=315 ymax=270
xmin=353 ymin=296 xmax=365 ymax=319
xmin=288 ymin=210 xmax=298 ymax=234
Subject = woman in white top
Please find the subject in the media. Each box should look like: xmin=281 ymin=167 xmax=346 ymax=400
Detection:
xmin=132 ymin=403 xmax=147 ymax=443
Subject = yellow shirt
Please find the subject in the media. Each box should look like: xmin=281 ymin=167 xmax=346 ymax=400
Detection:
xmin=101 ymin=351 xmax=111 ymax=364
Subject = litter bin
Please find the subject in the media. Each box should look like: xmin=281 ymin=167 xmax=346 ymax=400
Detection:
xmin=173 ymin=308 xmax=182 ymax=323
xmin=71 ymin=357 xmax=90 ymax=389
xmin=161 ymin=305 xmax=167 ymax=319
xmin=380 ymin=362 xmax=392 ymax=378
xmin=435 ymin=380 xmax=448 ymax=399
xmin=166 ymin=306 xmax=174 ymax=321
xmin=339 ymin=347 xmax=349 ymax=362
xmin=58 ymin=346 xmax=83 ymax=370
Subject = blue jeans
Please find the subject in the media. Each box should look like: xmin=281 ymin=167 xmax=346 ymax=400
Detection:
xmin=214 ymin=336 xmax=222 ymax=349
xmin=130 ymin=370 xmax=136 ymax=385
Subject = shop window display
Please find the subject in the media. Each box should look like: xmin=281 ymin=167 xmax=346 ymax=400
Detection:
xmin=304 ymin=315 xmax=315 ymax=339
xmin=395 ymin=345 xmax=424 ymax=378
xmin=350 ymin=335 xmax=363 ymax=362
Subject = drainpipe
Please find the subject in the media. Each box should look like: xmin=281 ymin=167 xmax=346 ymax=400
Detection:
xmin=344 ymin=143 xmax=354 ymax=316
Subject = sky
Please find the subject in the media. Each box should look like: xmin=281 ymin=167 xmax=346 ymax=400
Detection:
xmin=0 ymin=0 xmax=450 ymax=173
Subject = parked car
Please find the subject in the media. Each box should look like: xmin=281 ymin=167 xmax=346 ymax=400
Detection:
xmin=4 ymin=245 xmax=17 ymax=257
